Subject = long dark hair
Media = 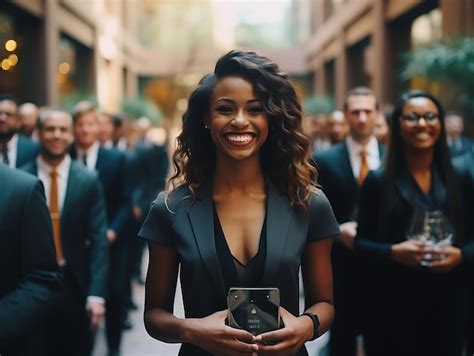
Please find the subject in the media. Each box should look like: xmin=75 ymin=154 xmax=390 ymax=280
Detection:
xmin=380 ymin=90 xmax=463 ymax=245
xmin=170 ymin=50 xmax=317 ymax=208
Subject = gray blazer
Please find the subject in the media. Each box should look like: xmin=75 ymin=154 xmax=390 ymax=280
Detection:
xmin=139 ymin=181 xmax=340 ymax=355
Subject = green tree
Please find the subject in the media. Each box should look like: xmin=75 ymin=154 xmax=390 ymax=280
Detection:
xmin=402 ymin=37 xmax=474 ymax=120
xmin=120 ymin=97 xmax=163 ymax=125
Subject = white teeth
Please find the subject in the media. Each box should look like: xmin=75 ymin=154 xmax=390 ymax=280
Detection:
xmin=416 ymin=132 xmax=430 ymax=140
xmin=226 ymin=134 xmax=252 ymax=143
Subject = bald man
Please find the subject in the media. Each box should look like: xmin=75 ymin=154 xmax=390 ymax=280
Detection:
xmin=19 ymin=102 xmax=39 ymax=138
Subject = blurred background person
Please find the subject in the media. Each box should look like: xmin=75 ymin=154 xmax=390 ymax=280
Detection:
xmin=0 ymin=95 xmax=39 ymax=168
xmin=374 ymin=111 xmax=391 ymax=145
xmin=327 ymin=110 xmax=349 ymax=145
xmin=18 ymin=102 xmax=39 ymax=139
xmin=70 ymin=101 xmax=131 ymax=356
xmin=21 ymin=109 xmax=109 ymax=356
xmin=0 ymin=164 xmax=60 ymax=356
xmin=98 ymin=112 xmax=116 ymax=149
xmin=355 ymin=91 xmax=474 ymax=356
xmin=445 ymin=112 xmax=473 ymax=157
xmin=313 ymin=87 xmax=383 ymax=356
xmin=310 ymin=113 xmax=331 ymax=152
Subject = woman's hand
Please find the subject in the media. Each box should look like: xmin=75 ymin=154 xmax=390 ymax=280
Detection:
xmin=185 ymin=310 xmax=258 ymax=355
xmin=390 ymin=240 xmax=427 ymax=267
xmin=428 ymin=246 xmax=463 ymax=272
xmin=255 ymin=307 xmax=313 ymax=356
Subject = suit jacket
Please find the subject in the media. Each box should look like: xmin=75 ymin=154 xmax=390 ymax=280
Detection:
xmin=313 ymin=140 xmax=385 ymax=223
xmin=70 ymin=145 xmax=131 ymax=239
xmin=132 ymin=142 xmax=169 ymax=214
xmin=0 ymin=165 xmax=60 ymax=353
xmin=21 ymin=160 xmax=109 ymax=298
xmin=449 ymin=135 xmax=474 ymax=157
xmin=16 ymin=135 xmax=40 ymax=168
xmin=312 ymin=140 xmax=384 ymax=322
xmin=139 ymin=182 xmax=340 ymax=356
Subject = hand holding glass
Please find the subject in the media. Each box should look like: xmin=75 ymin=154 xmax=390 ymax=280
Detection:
xmin=406 ymin=209 xmax=454 ymax=266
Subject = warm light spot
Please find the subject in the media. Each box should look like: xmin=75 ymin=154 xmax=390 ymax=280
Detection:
xmin=8 ymin=54 xmax=18 ymax=66
xmin=58 ymin=62 xmax=70 ymax=74
xmin=5 ymin=39 xmax=17 ymax=52
xmin=1 ymin=59 xmax=11 ymax=70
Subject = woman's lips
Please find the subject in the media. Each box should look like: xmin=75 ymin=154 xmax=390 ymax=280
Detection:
xmin=223 ymin=133 xmax=255 ymax=147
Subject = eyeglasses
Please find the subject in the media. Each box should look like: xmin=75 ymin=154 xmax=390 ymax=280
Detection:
xmin=401 ymin=112 xmax=439 ymax=126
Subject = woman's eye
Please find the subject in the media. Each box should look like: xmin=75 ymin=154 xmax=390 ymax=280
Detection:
xmin=249 ymin=107 xmax=263 ymax=114
xmin=216 ymin=106 xmax=233 ymax=114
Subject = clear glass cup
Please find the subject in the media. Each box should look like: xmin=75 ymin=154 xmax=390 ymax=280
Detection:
xmin=406 ymin=209 xmax=454 ymax=266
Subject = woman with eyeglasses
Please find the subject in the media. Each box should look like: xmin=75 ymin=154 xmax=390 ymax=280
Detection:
xmin=354 ymin=91 xmax=474 ymax=355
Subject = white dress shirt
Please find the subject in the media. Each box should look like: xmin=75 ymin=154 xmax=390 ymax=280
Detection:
xmin=76 ymin=140 xmax=100 ymax=171
xmin=0 ymin=133 xmax=18 ymax=168
xmin=36 ymin=154 xmax=104 ymax=304
xmin=36 ymin=154 xmax=71 ymax=212
xmin=346 ymin=135 xmax=381 ymax=180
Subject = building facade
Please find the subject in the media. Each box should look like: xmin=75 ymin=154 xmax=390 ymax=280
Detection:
xmin=306 ymin=0 xmax=474 ymax=109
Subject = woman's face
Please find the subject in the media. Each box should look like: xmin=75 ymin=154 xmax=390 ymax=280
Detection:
xmin=208 ymin=75 xmax=269 ymax=161
xmin=399 ymin=97 xmax=441 ymax=151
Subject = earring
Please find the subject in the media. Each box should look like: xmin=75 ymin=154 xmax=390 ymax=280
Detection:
xmin=204 ymin=124 xmax=209 ymax=129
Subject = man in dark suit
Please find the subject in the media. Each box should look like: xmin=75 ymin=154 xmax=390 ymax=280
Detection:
xmin=0 ymin=165 xmax=61 ymax=356
xmin=21 ymin=109 xmax=109 ymax=356
xmin=70 ymin=101 xmax=131 ymax=356
xmin=313 ymin=87 xmax=383 ymax=356
xmin=445 ymin=112 xmax=473 ymax=157
xmin=0 ymin=95 xmax=40 ymax=167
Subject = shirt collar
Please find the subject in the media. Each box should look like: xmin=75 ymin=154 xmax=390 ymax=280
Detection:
xmin=76 ymin=140 xmax=100 ymax=157
xmin=346 ymin=135 xmax=379 ymax=156
xmin=6 ymin=133 xmax=18 ymax=150
xmin=37 ymin=154 xmax=71 ymax=177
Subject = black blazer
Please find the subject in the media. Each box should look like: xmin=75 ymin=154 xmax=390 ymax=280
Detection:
xmin=16 ymin=135 xmax=40 ymax=168
xmin=449 ymin=135 xmax=473 ymax=157
xmin=132 ymin=142 xmax=169 ymax=213
xmin=21 ymin=160 xmax=109 ymax=299
xmin=0 ymin=165 xmax=60 ymax=353
xmin=139 ymin=182 xmax=340 ymax=356
xmin=313 ymin=140 xmax=385 ymax=223
xmin=354 ymin=166 xmax=474 ymax=355
xmin=70 ymin=145 xmax=131 ymax=239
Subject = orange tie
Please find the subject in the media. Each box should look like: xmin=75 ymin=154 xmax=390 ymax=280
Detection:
xmin=50 ymin=168 xmax=63 ymax=263
xmin=358 ymin=149 xmax=369 ymax=186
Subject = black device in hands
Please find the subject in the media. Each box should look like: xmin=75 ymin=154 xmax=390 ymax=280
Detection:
xmin=227 ymin=287 xmax=280 ymax=336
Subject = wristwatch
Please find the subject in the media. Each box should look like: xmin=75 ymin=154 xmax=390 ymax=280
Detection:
xmin=301 ymin=312 xmax=320 ymax=341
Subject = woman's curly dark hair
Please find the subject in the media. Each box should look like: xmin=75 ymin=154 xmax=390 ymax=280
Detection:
xmin=169 ymin=50 xmax=317 ymax=209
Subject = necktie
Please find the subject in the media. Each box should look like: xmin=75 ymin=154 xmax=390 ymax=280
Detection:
xmin=358 ymin=149 xmax=369 ymax=186
xmin=1 ymin=144 xmax=9 ymax=165
xmin=50 ymin=168 xmax=63 ymax=263
xmin=82 ymin=154 xmax=88 ymax=167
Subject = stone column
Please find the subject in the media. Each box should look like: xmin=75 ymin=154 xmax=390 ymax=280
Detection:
xmin=335 ymin=33 xmax=347 ymax=109
xmin=372 ymin=0 xmax=387 ymax=105
xmin=44 ymin=0 xmax=59 ymax=105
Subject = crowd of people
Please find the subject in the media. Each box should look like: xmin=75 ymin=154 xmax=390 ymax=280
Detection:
xmin=0 ymin=96 xmax=168 ymax=356
xmin=1 ymin=49 xmax=474 ymax=356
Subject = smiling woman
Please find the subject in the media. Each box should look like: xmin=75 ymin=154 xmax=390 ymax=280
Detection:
xmin=355 ymin=91 xmax=474 ymax=356
xmin=138 ymin=51 xmax=340 ymax=355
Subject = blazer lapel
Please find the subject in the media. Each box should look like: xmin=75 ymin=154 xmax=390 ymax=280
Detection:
xmin=262 ymin=182 xmax=292 ymax=284
xmin=187 ymin=186 xmax=227 ymax=301
xmin=341 ymin=142 xmax=358 ymax=187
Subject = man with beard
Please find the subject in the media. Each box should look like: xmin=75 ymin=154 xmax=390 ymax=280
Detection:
xmin=0 ymin=95 xmax=39 ymax=167
xmin=21 ymin=109 xmax=109 ymax=356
